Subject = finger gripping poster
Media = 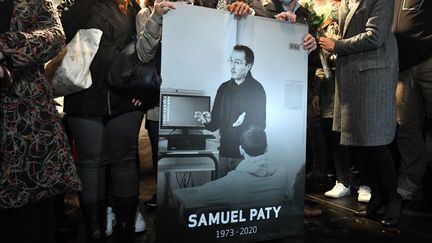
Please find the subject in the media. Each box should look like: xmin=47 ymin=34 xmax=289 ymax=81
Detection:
xmin=157 ymin=4 xmax=307 ymax=242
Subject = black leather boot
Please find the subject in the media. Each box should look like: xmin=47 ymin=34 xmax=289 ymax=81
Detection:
xmin=113 ymin=196 xmax=138 ymax=243
xmin=381 ymin=191 xmax=402 ymax=227
xmin=81 ymin=201 xmax=107 ymax=243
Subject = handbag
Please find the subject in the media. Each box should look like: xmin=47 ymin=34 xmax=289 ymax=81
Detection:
xmin=45 ymin=28 xmax=103 ymax=97
xmin=107 ymin=39 xmax=161 ymax=98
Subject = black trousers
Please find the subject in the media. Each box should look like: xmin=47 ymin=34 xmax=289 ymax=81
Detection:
xmin=350 ymin=145 xmax=397 ymax=194
xmin=68 ymin=111 xmax=144 ymax=204
xmin=145 ymin=119 xmax=159 ymax=181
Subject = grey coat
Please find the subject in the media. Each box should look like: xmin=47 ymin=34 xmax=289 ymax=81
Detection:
xmin=333 ymin=0 xmax=398 ymax=146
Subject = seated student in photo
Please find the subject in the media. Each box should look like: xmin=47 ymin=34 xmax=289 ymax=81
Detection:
xmin=173 ymin=126 xmax=290 ymax=209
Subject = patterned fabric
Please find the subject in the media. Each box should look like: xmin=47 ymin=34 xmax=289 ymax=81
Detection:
xmin=0 ymin=0 xmax=81 ymax=209
xmin=216 ymin=0 xmax=228 ymax=10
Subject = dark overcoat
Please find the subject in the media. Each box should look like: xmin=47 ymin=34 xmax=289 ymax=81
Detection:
xmin=333 ymin=0 xmax=398 ymax=146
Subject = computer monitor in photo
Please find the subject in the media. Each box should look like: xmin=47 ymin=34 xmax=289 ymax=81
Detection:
xmin=160 ymin=94 xmax=210 ymax=132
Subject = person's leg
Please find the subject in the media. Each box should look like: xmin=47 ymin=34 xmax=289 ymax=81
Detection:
xmin=68 ymin=115 xmax=107 ymax=242
xmin=106 ymin=111 xmax=144 ymax=240
xmin=322 ymin=118 xmax=351 ymax=198
xmin=145 ymin=119 xmax=159 ymax=206
xmin=146 ymin=119 xmax=160 ymax=175
xmin=352 ymin=146 xmax=383 ymax=216
xmin=105 ymin=167 xmax=116 ymax=237
xmin=396 ymin=61 xmax=430 ymax=201
xmin=308 ymin=116 xmax=330 ymax=179
xmin=356 ymin=153 xmax=372 ymax=203
xmin=325 ymin=118 xmax=351 ymax=187
xmin=355 ymin=146 xmax=401 ymax=226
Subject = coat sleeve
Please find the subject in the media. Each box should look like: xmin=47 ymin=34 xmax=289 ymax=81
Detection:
xmin=333 ymin=0 xmax=394 ymax=55
xmin=0 ymin=0 xmax=65 ymax=68
xmin=136 ymin=7 xmax=163 ymax=63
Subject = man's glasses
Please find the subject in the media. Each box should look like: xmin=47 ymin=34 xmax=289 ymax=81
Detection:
xmin=228 ymin=58 xmax=246 ymax=66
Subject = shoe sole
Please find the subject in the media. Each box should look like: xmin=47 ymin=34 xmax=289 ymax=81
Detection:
xmin=324 ymin=193 xmax=351 ymax=199
xmin=358 ymin=198 xmax=370 ymax=203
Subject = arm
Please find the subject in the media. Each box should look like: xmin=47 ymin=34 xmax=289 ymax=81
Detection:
xmin=136 ymin=8 xmax=162 ymax=63
xmin=0 ymin=0 xmax=65 ymax=68
xmin=333 ymin=0 xmax=394 ymax=55
xmin=205 ymin=85 xmax=224 ymax=132
xmin=136 ymin=1 xmax=175 ymax=63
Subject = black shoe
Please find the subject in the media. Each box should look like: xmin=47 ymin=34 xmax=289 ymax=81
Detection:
xmin=380 ymin=218 xmax=399 ymax=227
xmin=381 ymin=193 xmax=402 ymax=227
xmin=354 ymin=209 xmax=375 ymax=218
xmin=81 ymin=201 xmax=107 ymax=243
xmin=55 ymin=212 xmax=77 ymax=234
xmin=114 ymin=221 xmax=135 ymax=243
xmin=145 ymin=194 xmax=157 ymax=207
xmin=87 ymin=227 xmax=107 ymax=243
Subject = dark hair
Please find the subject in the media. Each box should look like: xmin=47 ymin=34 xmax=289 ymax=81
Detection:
xmin=240 ymin=126 xmax=267 ymax=156
xmin=233 ymin=44 xmax=254 ymax=66
xmin=144 ymin=0 xmax=154 ymax=7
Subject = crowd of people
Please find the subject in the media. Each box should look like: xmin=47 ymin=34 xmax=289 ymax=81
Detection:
xmin=1 ymin=0 xmax=431 ymax=242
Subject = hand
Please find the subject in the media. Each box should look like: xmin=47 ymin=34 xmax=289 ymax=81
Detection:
xmin=153 ymin=0 xmax=176 ymax=17
xmin=232 ymin=112 xmax=245 ymax=127
xmin=227 ymin=1 xmax=251 ymax=17
xmin=304 ymin=33 xmax=317 ymax=54
xmin=132 ymin=98 xmax=143 ymax=106
xmin=194 ymin=111 xmax=211 ymax=124
xmin=319 ymin=37 xmax=335 ymax=52
xmin=311 ymin=95 xmax=320 ymax=112
xmin=275 ymin=11 xmax=297 ymax=22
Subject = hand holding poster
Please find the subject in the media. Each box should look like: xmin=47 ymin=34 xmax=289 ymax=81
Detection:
xmin=157 ymin=4 xmax=308 ymax=242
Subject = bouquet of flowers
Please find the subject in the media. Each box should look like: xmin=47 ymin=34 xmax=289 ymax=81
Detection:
xmin=301 ymin=0 xmax=335 ymax=79
xmin=302 ymin=1 xmax=325 ymax=36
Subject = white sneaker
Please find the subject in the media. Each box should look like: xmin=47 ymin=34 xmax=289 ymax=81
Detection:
xmin=106 ymin=207 xmax=116 ymax=237
xmin=325 ymin=181 xmax=351 ymax=198
xmin=135 ymin=210 xmax=146 ymax=233
xmin=357 ymin=185 xmax=371 ymax=203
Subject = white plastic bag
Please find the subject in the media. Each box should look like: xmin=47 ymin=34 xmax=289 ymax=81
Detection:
xmin=47 ymin=28 xmax=103 ymax=97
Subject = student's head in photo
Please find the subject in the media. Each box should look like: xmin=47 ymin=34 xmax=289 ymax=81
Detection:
xmin=229 ymin=44 xmax=254 ymax=81
xmin=239 ymin=126 xmax=267 ymax=158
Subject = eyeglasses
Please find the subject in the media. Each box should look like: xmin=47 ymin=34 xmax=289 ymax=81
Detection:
xmin=228 ymin=58 xmax=246 ymax=66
